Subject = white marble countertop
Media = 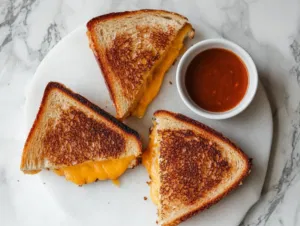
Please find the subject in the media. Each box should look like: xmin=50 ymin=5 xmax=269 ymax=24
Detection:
xmin=0 ymin=0 xmax=299 ymax=226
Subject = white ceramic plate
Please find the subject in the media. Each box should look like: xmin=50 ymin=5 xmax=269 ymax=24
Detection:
xmin=25 ymin=25 xmax=272 ymax=226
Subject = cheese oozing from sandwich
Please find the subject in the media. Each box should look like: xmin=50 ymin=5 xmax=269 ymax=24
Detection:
xmin=27 ymin=156 xmax=135 ymax=186
xmin=132 ymin=24 xmax=193 ymax=118
xmin=53 ymin=156 xmax=135 ymax=185
xmin=142 ymin=129 xmax=160 ymax=205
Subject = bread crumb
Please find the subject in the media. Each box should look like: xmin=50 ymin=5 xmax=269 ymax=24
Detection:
xmin=169 ymin=81 xmax=173 ymax=85
xmin=146 ymin=181 xmax=151 ymax=185
xmin=144 ymin=196 xmax=148 ymax=201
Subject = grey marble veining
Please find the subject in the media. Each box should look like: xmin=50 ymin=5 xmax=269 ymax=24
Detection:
xmin=0 ymin=0 xmax=299 ymax=225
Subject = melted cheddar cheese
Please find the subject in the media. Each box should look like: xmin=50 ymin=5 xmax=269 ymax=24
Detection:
xmin=53 ymin=156 xmax=135 ymax=185
xmin=132 ymin=25 xmax=192 ymax=118
xmin=25 ymin=170 xmax=41 ymax=174
xmin=142 ymin=133 xmax=159 ymax=205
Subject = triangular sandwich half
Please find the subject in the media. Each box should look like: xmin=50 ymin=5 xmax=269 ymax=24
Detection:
xmin=21 ymin=82 xmax=142 ymax=186
xmin=143 ymin=110 xmax=251 ymax=225
xmin=87 ymin=10 xmax=194 ymax=119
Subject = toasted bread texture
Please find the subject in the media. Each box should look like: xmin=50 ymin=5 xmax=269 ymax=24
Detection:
xmin=146 ymin=110 xmax=251 ymax=226
xmin=87 ymin=10 xmax=194 ymax=119
xmin=21 ymin=82 xmax=142 ymax=173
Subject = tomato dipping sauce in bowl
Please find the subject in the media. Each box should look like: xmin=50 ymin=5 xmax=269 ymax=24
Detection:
xmin=185 ymin=48 xmax=248 ymax=112
xmin=177 ymin=39 xmax=258 ymax=120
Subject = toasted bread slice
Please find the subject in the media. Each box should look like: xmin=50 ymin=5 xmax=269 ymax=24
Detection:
xmin=21 ymin=82 xmax=142 ymax=185
xmin=143 ymin=110 xmax=251 ymax=226
xmin=87 ymin=10 xmax=194 ymax=119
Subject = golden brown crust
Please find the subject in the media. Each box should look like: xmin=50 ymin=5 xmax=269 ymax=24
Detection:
xmin=105 ymin=32 xmax=160 ymax=94
xmin=86 ymin=31 xmax=121 ymax=118
xmin=154 ymin=110 xmax=252 ymax=226
xmin=159 ymin=129 xmax=231 ymax=206
xmin=86 ymin=10 xmax=188 ymax=28
xmin=162 ymin=165 xmax=252 ymax=226
xmin=21 ymin=82 xmax=142 ymax=170
xmin=154 ymin=110 xmax=250 ymax=164
xmin=48 ymin=82 xmax=141 ymax=139
xmin=86 ymin=10 xmax=193 ymax=119
xmin=21 ymin=82 xmax=52 ymax=170
xmin=43 ymin=107 xmax=126 ymax=165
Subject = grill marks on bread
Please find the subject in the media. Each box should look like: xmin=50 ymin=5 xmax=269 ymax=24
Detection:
xmin=105 ymin=25 xmax=175 ymax=97
xmin=159 ymin=129 xmax=231 ymax=209
xmin=43 ymin=107 xmax=125 ymax=165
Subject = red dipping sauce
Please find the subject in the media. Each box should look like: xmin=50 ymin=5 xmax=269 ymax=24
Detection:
xmin=185 ymin=48 xmax=248 ymax=112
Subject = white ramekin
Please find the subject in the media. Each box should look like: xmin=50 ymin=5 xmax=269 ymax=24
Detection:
xmin=176 ymin=38 xmax=258 ymax=120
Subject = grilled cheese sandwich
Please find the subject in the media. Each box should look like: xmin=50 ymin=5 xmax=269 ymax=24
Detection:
xmin=87 ymin=10 xmax=194 ymax=119
xmin=20 ymin=82 xmax=142 ymax=186
xmin=143 ymin=110 xmax=251 ymax=226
